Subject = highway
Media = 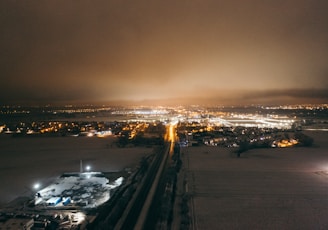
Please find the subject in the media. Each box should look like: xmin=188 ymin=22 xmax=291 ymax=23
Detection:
xmin=115 ymin=123 xmax=176 ymax=230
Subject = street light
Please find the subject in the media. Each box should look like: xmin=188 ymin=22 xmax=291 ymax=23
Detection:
xmin=33 ymin=183 xmax=40 ymax=190
xmin=85 ymin=165 xmax=91 ymax=171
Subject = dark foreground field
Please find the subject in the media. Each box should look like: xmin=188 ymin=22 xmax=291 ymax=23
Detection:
xmin=182 ymin=131 xmax=328 ymax=230
xmin=0 ymin=135 xmax=153 ymax=207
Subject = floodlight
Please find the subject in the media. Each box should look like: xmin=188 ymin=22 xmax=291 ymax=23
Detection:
xmin=33 ymin=183 xmax=40 ymax=190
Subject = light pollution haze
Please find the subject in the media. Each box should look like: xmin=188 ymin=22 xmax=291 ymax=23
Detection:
xmin=1 ymin=0 xmax=328 ymax=106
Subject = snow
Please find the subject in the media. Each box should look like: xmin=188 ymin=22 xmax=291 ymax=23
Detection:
xmin=35 ymin=173 xmax=124 ymax=208
xmin=183 ymin=131 xmax=328 ymax=229
xmin=0 ymin=135 xmax=152 ymax=207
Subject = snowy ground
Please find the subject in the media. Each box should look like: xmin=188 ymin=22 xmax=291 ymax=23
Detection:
xmin=0 ymin=135 xmax=153 ymax=207
xmin=35 ymin=173 xmax=123 ymax=209
xmin=183 ymin=131 xmax=328 ymax=230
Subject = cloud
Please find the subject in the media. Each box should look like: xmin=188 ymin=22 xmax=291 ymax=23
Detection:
xmin=235 ymin=88 xmax=328 ymax=105
xmin=1 ymin=0 xmax=328 ymax=105
xmin=243 ymin=88 xmax=328 ymax=100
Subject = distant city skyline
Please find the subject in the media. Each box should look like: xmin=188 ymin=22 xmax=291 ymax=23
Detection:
xmin=1 ymin=0 xmax=328 ymax=106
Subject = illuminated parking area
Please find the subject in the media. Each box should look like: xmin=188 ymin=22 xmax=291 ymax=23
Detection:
xmin=209 ymin=115 xmax=295 ymax=129
xmin=181 ymin=112 xmax=295 ymax=129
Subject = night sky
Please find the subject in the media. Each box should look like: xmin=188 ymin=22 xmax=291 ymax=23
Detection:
xmin=1 ymin=0 xmax=328 ymax=105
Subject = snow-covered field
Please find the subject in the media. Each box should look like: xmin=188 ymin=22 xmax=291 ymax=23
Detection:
xmin=0 ymin=135 xmax=153 ymax=207
xmin=183 ymin=131 xmax=328 ymax=229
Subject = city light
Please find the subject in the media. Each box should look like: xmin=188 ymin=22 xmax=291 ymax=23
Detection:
xmin=86 ymin=165 xmax=91 ymax=171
